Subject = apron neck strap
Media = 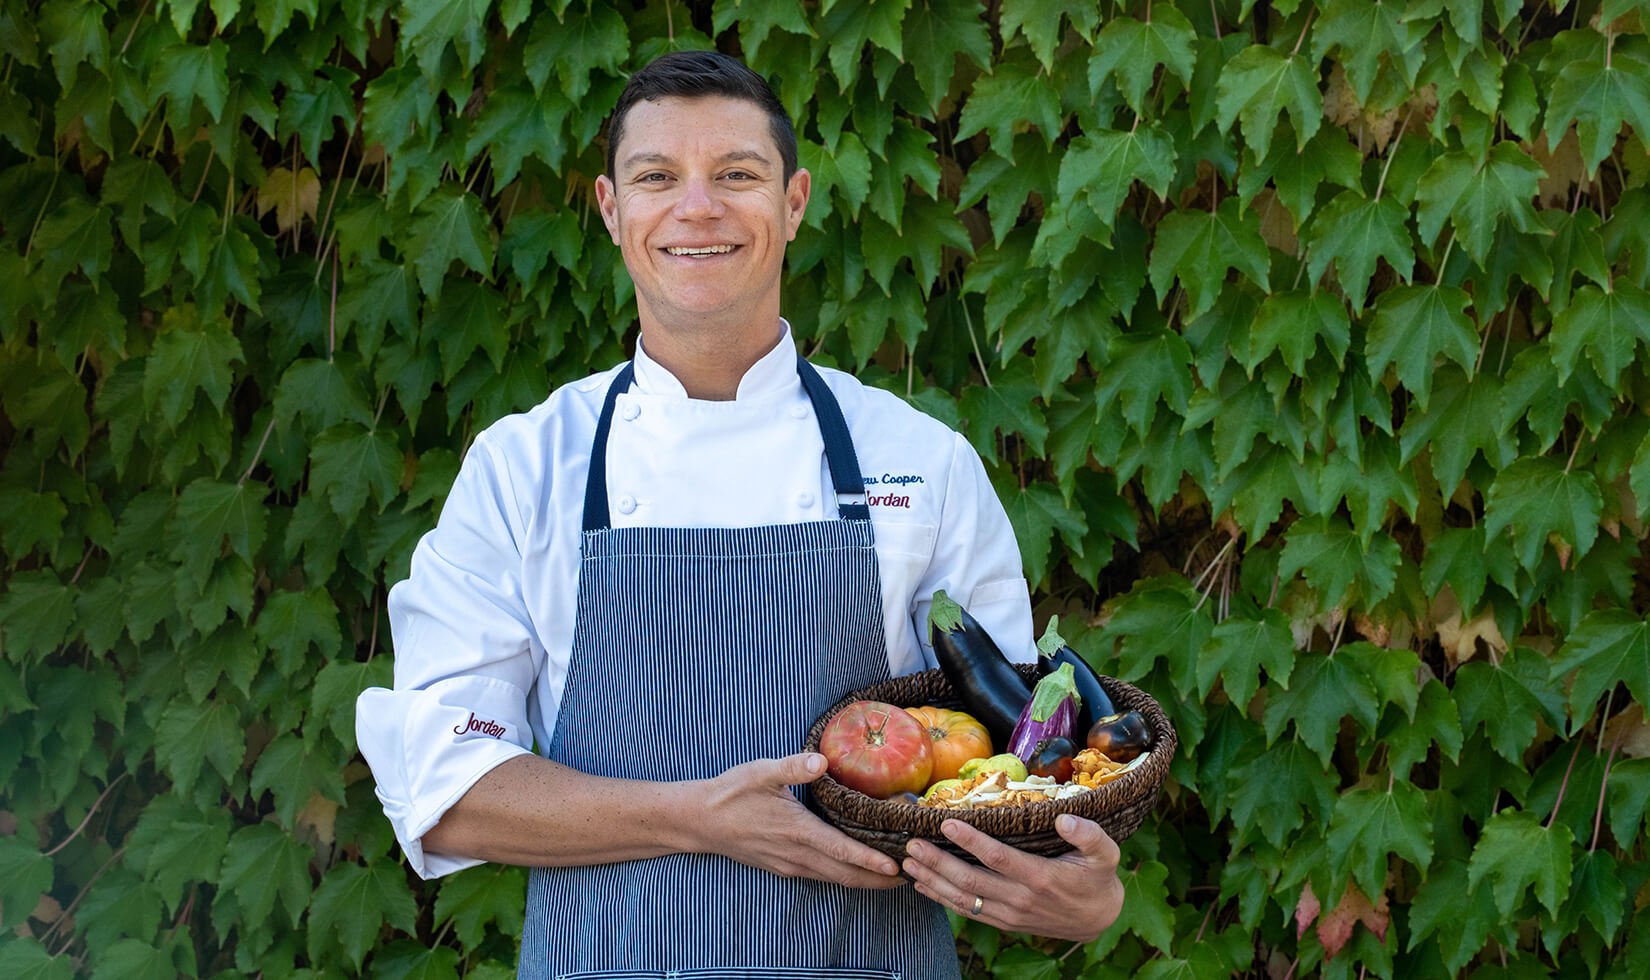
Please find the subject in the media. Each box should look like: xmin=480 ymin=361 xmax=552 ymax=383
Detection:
xmin=582 ymin=354 xmax=869 ymax=532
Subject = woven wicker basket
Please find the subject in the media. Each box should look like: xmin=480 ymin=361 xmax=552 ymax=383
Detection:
xmin=801 ymin=664 xmax=1176 ymax=864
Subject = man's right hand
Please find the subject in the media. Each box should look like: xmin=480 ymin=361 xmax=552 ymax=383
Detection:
xmin=693 ymin=752 xmax=906 ymax=890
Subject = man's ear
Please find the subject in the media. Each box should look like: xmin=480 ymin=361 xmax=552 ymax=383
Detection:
xmin=785 ymin=168 xmax=811 ymax=241
xmin=594 ymin=174 xmax=621 ymax=243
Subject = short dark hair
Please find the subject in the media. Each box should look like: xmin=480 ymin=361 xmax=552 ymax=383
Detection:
xmin=604 ymin=50 xmax=798 ymax=182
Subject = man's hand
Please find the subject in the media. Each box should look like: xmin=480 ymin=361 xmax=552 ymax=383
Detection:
xmin=899 ymin=814 xmax=1124 ymax=941
xmin=693 ymin=752 xmax=906 ymax=890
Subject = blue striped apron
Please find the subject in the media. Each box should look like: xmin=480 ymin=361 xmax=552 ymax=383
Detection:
xmin=518 ymin=356 xmax=960 ymax=979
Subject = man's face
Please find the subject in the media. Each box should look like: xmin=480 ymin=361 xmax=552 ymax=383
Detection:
xmin=594 ymin=95 xmax=810 ymax=333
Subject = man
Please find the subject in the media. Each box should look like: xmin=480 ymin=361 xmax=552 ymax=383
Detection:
xmin=356 ymin=50 xmax=1123 ymax=977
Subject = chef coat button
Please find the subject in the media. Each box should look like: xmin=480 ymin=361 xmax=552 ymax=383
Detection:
xmin=789 ymin=404 xmax=809 ymax=419
xmin=797 ymin=491 xmax=815 ymax=508
xmin=616 ymin=495 xmax=637 ymax=515
xmin=620 ymin=402 xmax=640 ymax=421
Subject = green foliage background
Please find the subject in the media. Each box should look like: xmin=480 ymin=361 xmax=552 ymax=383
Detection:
xmin=3 ymin=0 xmax=1649 ymax=975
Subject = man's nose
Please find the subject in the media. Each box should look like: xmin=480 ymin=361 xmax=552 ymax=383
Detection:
xmin=673 ymin=176 xmax=722 ymax=219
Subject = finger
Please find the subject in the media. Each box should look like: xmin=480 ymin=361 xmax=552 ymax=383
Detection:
xmin=938 ymin=818 xmax=1033 ymax=877
xmin=813 ymin=822 xmax=904 ymax=879
xmin=766 ymin=751 xmax=829 ymax=787
xmin=1056 ymin=814 xmax=1121 ymax=868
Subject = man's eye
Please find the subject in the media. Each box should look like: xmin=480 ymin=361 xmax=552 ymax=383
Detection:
xmin=639 ymin=173 xmax=670 ymax=182
xmin=722 ymin=171 xmax=754 ymax=181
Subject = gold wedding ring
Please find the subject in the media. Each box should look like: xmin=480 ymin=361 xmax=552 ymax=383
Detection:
xmin=970 ymin=895 xmax=984 ymax=916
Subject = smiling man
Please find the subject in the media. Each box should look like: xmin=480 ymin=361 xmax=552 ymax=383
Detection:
xmin=356 ymin=50 xmax=1124 ymax=977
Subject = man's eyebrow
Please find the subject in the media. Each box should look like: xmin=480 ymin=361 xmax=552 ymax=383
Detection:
xmin=620 ymin=149 xmax=776 ymax=170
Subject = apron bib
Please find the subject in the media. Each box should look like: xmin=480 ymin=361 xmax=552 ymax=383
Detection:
xmin=517 ymin=357 xmax=959 ymax=979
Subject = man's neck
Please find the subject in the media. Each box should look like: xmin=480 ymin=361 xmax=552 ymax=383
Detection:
xmin=636 ymin=317 xmax=785 ymax=401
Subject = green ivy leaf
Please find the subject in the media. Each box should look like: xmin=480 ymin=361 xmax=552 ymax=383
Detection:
xmin=1263 ymin=651 xmax=1382 ymax=766
xmin=1549 ymin=610 xmax=1650 ymax=732
xmin=1245 ymin=290 xmax=1351 ymax=375
xmin=522 ymin=4 xmax=628 ymax=102
xmin=277 ymin=65 xmax=356 ymax=168
xmin=32 ymin=195 xmax=114 ymax=288
xmin=1327 ymin=782 xmax=1434 ymax=898
xmin=1214 ymin=44 xmax=1321 ymax=164
xmin=1606 ymin=758 xmax=1650 ymax=851
xmin=100 ymin=157 xmax=179 ymax=248
xmin=142 ymin=306 xmax=244 ymax=428
xmin=902 ymin=0 xmax=993 ymax=114
xmin=1313 ymin=0 xmax=1429 ymax=103
xmin=214 ymin=822 xmax=314 ymax=932
xmin=433 ymin=865 xmax=527 ymax=949
xmin=1380 ymin=678 xmax=1463 ymax=781
xmin=306 ymin=860 xmax=419 ymax=971
xmin=956 ymin=52 xmax=1065 ymax=157
xmin=1149 ymin=198 xmax=1271 ymax=321
xmin=1414 ymin=143 xmax=1545 ymax=267
xmin=0 ymin=837 xmax=53 ymax=931
xmin=1239 ymin=125 xmax=1363 ymax=228
xmin=308 ymin=423 xmax=402 ymax=524
xmin=1548 ymin=282 xmax=1650 ymax=387
xmin=463 ymin=84 xmax=568 ymax=185
xmin=1088 ymin=8 xmax=1197 ymax=113
xmin=959 ymin=376 xmax=1048 ymax=464
xmin=368 ymin=941 xmax=463 ymax=980
xmin=1302 ymin=192 xmax=1415 ymax=314
xmin=169 ymin=478 xmax=269 ymax=587
xmin=124 ymin=795 xmax=231 ymax=913
xmin=1086 ymin=861 xmax=1175 ymax=959
xmin=1095 ymin=331 xmax=1195 ymax=440
xmin=407 ymin=187 xmax=495 ymax=300
xmin=997 ymin=479 xmax=1087 ymax=589
xmin=1364 ymin=284 xmax=1477 ymax=410
xmin=1197 ymin=608 xmax=1297 ymax=704
xmin=0 ymin=569 xmax=76 ymax=663
xmin=1099 ymin=577 xmax=1212 ymax=687
xmin=1542 ymin=849 xmax=1626 ymax=950
xmin=1542 ymin=32 xmax=1650 ymax=178
xmin=1483 ymin=457 xmax=1602 ymax=571
xmin=1227 ymin=740 xmax=1338 ymax=850
xmin=153 ymin=697 xmax=246 ymax=798
xmin=1467 ymin=808 xmax=1574 ymax=918
xmin=1399 ymin=365 xmax=1515 ymax=495
xmin=310 ymin=657 xmax=391 ymax=754
xmin=1057 ymin=125 xmax=1178 ymax=231
xmin=254 ymin=588 xmax=344 ymax=676
xmin=1408 ymin=860 xmax=1504 ymax=974
xmin=152 ymin=40 xmax=230 ymax=130
xmin=1278 ymin=517 xmax=1402 ymax=609
xmin=39 ymin=0 xmax=108 ymax=90
xmin=0 ymin=939 xmax=75 ymax=980
xmin=250 ymin=731 xmax=347 ymax=828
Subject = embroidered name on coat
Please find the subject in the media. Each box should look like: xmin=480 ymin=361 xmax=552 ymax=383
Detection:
xmin=453 ymin=712 xmax=506 ymax=738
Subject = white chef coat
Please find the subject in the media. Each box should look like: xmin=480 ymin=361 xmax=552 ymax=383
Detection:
xmin=356 ymin=321 xmax=1035 ymax=879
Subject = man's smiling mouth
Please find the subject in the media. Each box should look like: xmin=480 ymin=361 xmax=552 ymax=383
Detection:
xmin=664 ymin=245 xmax=737 ymax=256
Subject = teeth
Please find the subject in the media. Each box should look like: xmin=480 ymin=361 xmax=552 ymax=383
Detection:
xmin=666 ymin=245 xmax=735 ymax=256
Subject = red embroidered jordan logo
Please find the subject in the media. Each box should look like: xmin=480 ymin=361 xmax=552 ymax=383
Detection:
xmin=453 ymin=712 xmax=506 ymax=738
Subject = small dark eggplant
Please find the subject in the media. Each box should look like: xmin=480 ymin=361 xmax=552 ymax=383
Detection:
xmin=1026 ymin=736 xmax=1077 ymax=783
xmin=1035 ymin=616 xmax=1116 ymax=731
xmin=928 ymin=590 xmax=1031 ymax=748
xmin=1085 ymin=710 xmax=1151 ymax=764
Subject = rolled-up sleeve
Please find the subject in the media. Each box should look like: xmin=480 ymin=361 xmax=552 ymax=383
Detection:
xmin=356 ymin=436 xmax=540 ymax=879
xmin=912 ymin=432 xmax=1036 ymax=665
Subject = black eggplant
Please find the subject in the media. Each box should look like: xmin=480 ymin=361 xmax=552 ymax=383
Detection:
xmin=928 ymin=590 xmax=1031 ymax=748
xmin=1035 ymin=615 xmax=1116 ymax=733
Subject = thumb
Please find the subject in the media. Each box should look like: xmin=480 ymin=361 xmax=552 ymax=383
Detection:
xmin=1057 ymin=814 xmax=1121 ymax=867
xmin=775 ymin=751 xmax=830 ymax=786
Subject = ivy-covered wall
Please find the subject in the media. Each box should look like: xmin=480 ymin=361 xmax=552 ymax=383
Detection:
xmin=2 ymin=0 xmax=1648 ymax=976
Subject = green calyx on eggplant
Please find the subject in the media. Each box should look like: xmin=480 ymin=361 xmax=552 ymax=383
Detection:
xmin=1034 ymin=615 xmax=1116 ymax=732
xmin=1086 ymin=709 xmax=1151 ymax=763
xmin=928 ymin=590 xmax=1031 ymax=748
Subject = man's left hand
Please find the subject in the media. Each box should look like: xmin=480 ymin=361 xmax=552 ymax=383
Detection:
xmin=900 ymin=814 xmax=1123 ymax=942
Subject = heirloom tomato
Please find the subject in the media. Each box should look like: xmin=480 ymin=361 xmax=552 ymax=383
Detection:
xmin=904 ymin=706 xmax=993 ymax=783
xmin=819 ymin=701 xmax=934 ymax=799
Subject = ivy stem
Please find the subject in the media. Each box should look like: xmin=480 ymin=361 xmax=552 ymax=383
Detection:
xmin=118 ymin=0 xmax=153 ymax=57
xmin=366 ymin=587 xmax=381 ymax=662
xmin=22 ymin=152 xmax=63 ymax=259
xmin=1209 ymin=0 xmax=1222 ymax=39
xmin=46 ymin=845 xmax=126 ymax=953
xmin=1291 ymin=12 xmax=1314 ymax=58
xmin=1544 ymin=738 xmax=1583 ymax=830
xmin=328 ymin=248 xmax=339 ymax=359
xmin=1373 ymin=107 xmax=1414 ymax=203
xmin=1590 ymin=742 xmax=1616 ymax=851
xmin=44 ymin=774 xmax=128 ymax=857
xmin=957 ymin=293 xmax=993 ymax=388
xmin=1595 ymin=688 xmax=1615 ymax=757
xmin=238 ymin=416 xmax=277 ymax=487
xmin=1563 ymin=430 xmax=1585 ymax=474
xmin=1327 ymin=608 xmax=1347 ymax=656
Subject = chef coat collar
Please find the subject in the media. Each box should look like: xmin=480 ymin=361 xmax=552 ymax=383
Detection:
xmin=631 ymin=319 xmax=800 ymax=401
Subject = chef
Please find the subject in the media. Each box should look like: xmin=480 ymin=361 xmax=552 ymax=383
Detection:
xmin=356 ymin=49 xmax=1124 ymax=977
